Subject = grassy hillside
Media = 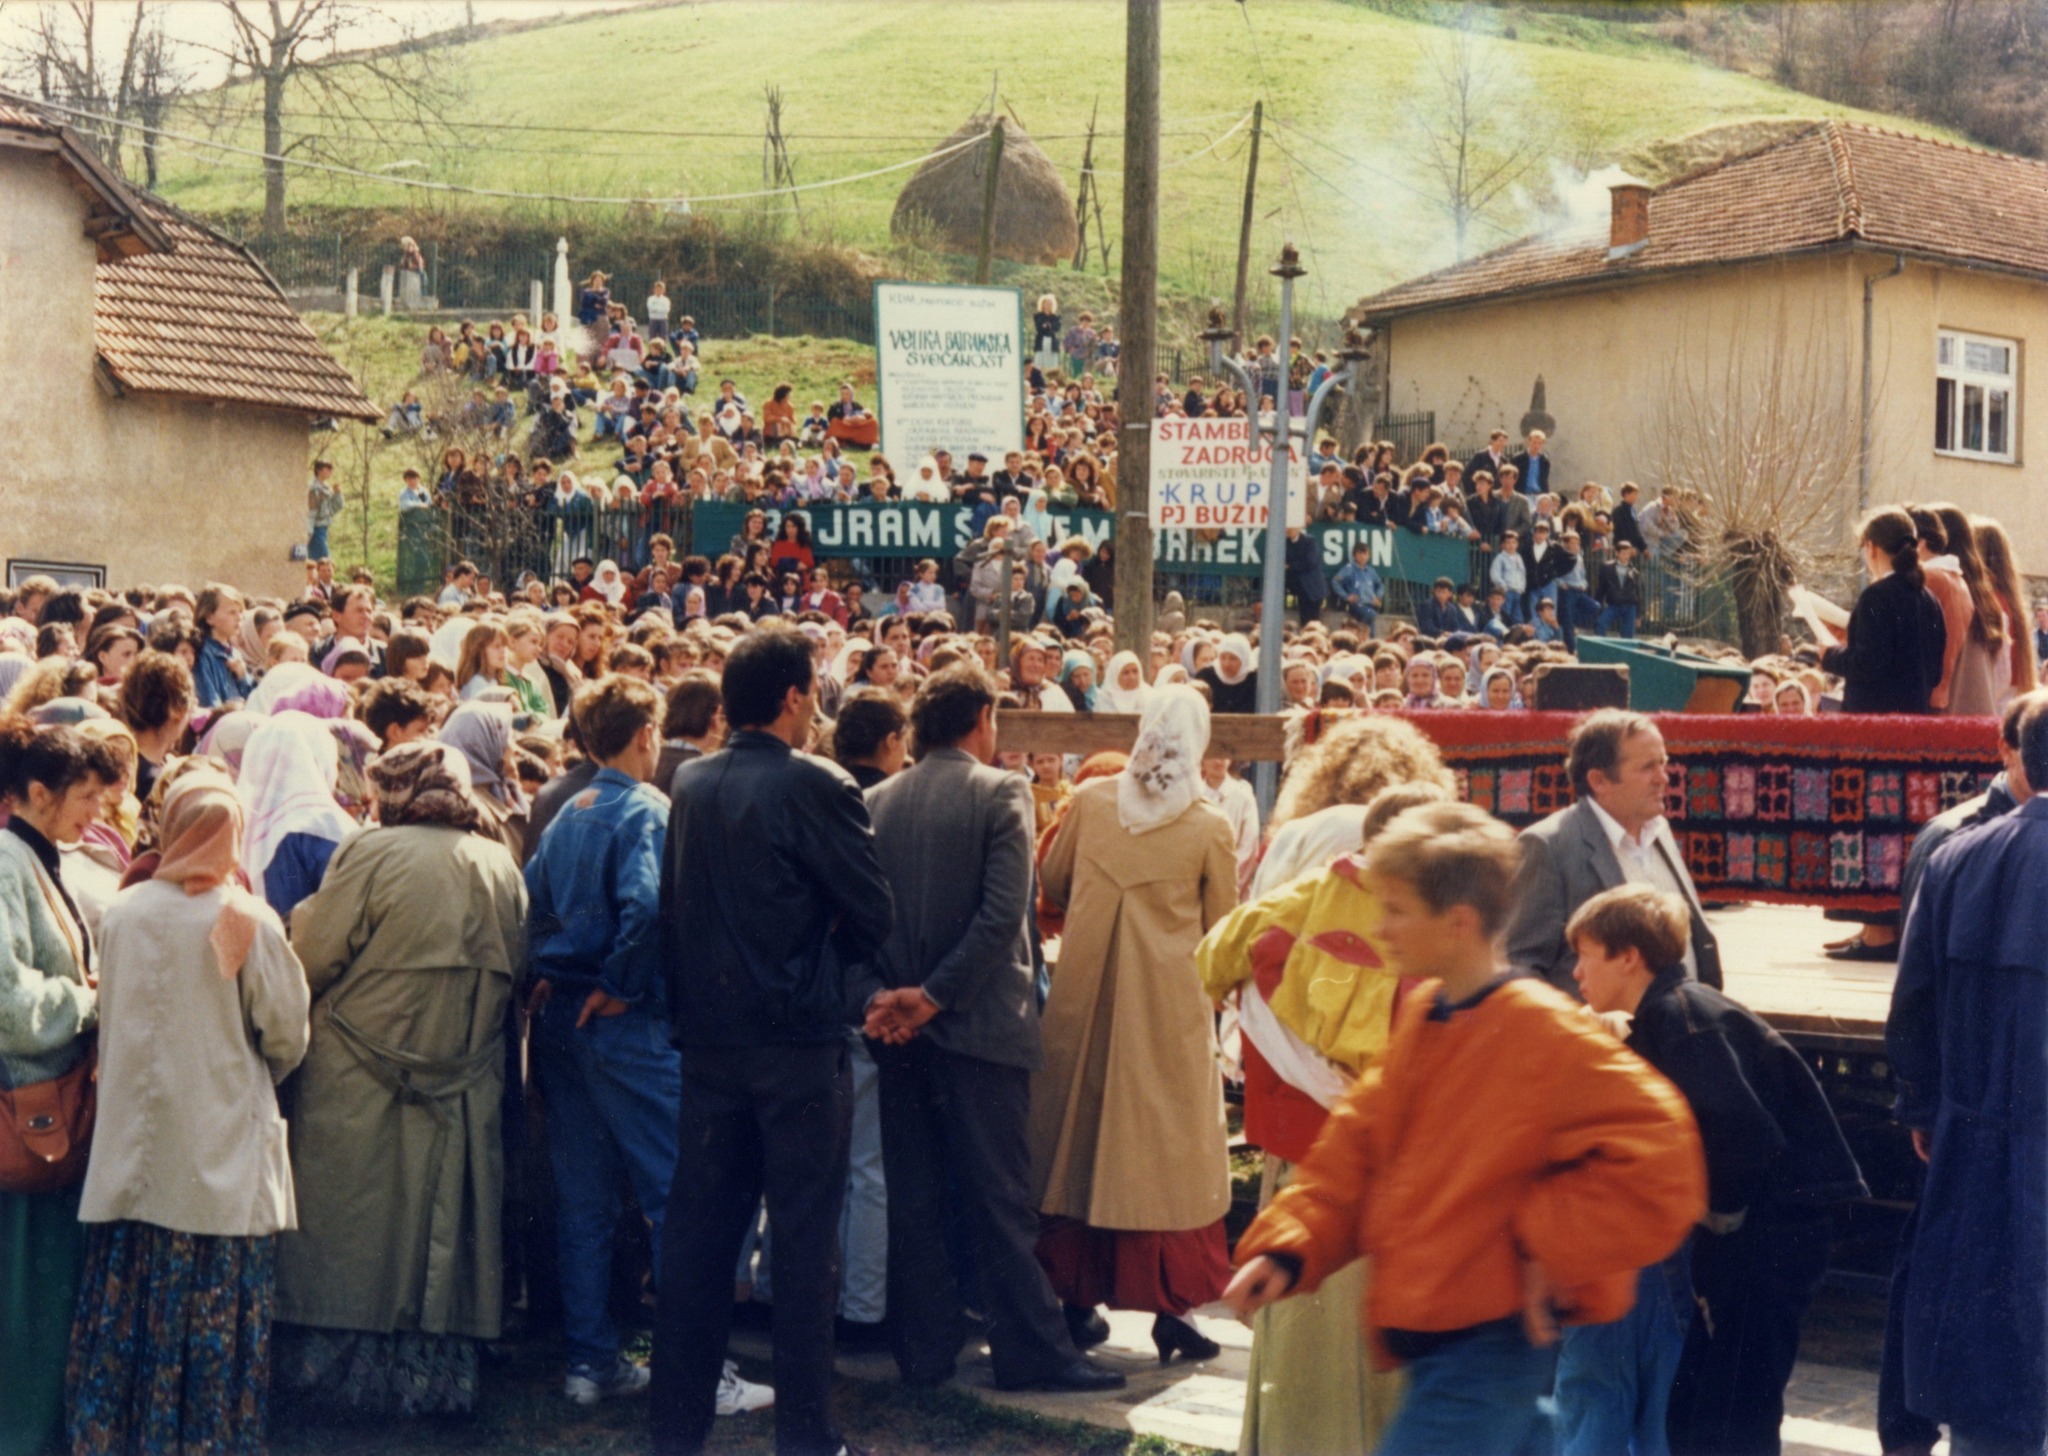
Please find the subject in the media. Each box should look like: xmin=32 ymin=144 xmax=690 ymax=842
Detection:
xmin=148 ymin=0 xmax=1939 ymax=316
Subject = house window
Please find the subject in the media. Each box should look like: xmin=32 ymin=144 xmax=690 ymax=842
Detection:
xmin=1935 ymin=329 xmax=2017 ymax=463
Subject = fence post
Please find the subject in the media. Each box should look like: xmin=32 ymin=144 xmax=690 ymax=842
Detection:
xmin=767 ymin=281 xmax=776 ymax=338
xmin=380 ymin=266 xmax=395 ymax=316
xmin=429 ymin=239 xmax=440 ymax=308
xmin=345 ymin=268 xmax=359 ymax=317
xmin=334 ymin=233 xmax=343 ymax=286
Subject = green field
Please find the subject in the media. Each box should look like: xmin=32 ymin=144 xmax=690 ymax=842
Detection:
xmin=304 ymin=314 xmax=875 ymax=591
xmin=148 ymin=0 xmax=1936 ymax=316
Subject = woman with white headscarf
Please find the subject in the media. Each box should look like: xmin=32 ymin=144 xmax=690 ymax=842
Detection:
xmin=1097 ymin=651 xmax=1151 ymax=715
xmin=239 ymin=711 xmax=356 ymax=919
xmin=590 ymin=560 xmax=629 ymax=608
xmin=1030 ymin=685 xmax=1239 ymax=1365
xmin=1196 ymin=632 xmax=1258 ymax=714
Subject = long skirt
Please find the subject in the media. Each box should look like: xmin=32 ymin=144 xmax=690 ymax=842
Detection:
xmin=66 ymin=1221 xmax=275 ymax=1456
xmin=1 ymin=1187 xmax=88 ymax=1456
xmin=1035 ymin=1215 xmax=1230 ymax=1317
xmin=272 ymin=1325 xmax=481 ymax=1417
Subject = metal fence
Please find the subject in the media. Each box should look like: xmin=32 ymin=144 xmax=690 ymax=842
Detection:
xmin=236 ymin=233 xmax=874 ymax=341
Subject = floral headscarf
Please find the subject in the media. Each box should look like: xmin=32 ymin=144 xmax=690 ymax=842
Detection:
xmin=368 ymin=740 xmax=488 ymax=834
xmin=1118 ymin=685 xmax=1211 ymax=836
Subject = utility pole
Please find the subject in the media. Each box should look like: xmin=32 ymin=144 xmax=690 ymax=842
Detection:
xmin=1113 ymin=0 xmax=1160 ymax=657
xmin=1231 ymin=99 xmax=1263 ymax=353
xmin=974 ymin=118 xmax=1006 ymax=286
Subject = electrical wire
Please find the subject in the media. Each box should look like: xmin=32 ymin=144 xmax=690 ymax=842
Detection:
xmin=1158 ymin=108 xmax=1254 ymax=171
xmin=1267 ymin=115 xmax=1521 ymax=240
xmin=1233 ymin=2 xmax=1329 ymax=308
xmin=5 ymin=89 xmax=993 ymax=207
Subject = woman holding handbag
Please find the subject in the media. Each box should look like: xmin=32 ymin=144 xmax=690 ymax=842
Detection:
xmin=0 ymin=718 xmax=124 ymax=1456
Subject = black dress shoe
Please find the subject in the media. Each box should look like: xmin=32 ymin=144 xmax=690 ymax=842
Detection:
xmin=1824 ymin=938 xmax=1899 ymax=962
xmin=1063 ymin=1302 xmax=1111 ymax=1349
xmin=995 ymin=1358 xmax=1128 ymax=1393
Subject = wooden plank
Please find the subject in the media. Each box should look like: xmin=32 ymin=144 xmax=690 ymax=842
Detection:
xmin=996 ymin=711 xmax=1290 ymax=761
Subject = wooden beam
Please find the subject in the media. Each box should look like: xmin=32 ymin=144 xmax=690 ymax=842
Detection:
xmin=997 ymin=711 xmax=1290 ymax=761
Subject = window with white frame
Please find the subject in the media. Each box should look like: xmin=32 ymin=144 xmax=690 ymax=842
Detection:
xmin=1935 ymin=329 xmax=2017 ymax=463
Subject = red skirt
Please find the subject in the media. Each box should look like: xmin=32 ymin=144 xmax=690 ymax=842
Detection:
xmin=1035 ymin=1216 xmax=1232 ymax=1316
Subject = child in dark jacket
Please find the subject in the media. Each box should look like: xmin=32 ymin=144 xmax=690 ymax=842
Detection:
xmin=1562 ymin=885 xmax=1866 ymax=1456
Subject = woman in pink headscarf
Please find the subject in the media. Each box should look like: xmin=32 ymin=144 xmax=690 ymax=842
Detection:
xmin=68 ymin=770 xmax=310 ymax=1454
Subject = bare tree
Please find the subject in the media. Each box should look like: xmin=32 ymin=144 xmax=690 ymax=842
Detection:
xmin=1414 ymin=7 xmax=1546 ymax=260
xmin=2 ymin=3 xmax=187 ymax=179
xmin=1636 ymin=306 xmax=1871 ymax=657
xmin=199 ymin=2 xmax=459 ymax=234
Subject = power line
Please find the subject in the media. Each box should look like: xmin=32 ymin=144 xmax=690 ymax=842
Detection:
xmin=1233 ymin=1 xmax=1328 ymax=308
xmin=1159 ymin=108 xmax=1254 ymax=171
xmin=6 ymin=90 xmax=991 ymax=207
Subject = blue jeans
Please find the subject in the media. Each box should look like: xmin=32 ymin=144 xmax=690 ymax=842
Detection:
xmin=1344 ymin=601 xmax=1380 ymax=635
xmin=1375 ymin=1318 xmax=1559 ymax=1456
xmin=307 ymin=524 xmax=329 ymax=561
xmin=1555 ymin=1250 xmax=1693 ymax=1456
xmin=1598 ymin=604 xmax=1639 ymax=639
xmin=531 ymin=996 xmax=683 ymax=1372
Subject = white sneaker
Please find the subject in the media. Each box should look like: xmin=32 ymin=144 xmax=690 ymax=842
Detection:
xmin=716 ymin=1359 xmax=774 ymax=1417
xmin=563 ymin=1359 xmax=651 ymax=1407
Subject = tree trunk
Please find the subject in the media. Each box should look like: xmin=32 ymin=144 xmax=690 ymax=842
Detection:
xmin=1728 ymin=553 xmax=1789 ymax=660
xmin=262 ymin=65 xmax=288 ymax=235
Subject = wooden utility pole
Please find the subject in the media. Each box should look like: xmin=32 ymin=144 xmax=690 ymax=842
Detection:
xmin=974 ymin=118 xmax=1006 ymax=285
xmin=1231 ymin=99 xmax=1264 ymax=353
xmin=1113 ymin=0 xmax=1160 ymax=656
xmin=1072 ymin=96 xmax=1099 ymax=271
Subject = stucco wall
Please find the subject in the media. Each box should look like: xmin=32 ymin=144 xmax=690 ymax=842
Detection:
xmin=0 ymin=149 xmax=309 ymax=597
xmin=1376 ymin=253 xmax=2046 ymax=573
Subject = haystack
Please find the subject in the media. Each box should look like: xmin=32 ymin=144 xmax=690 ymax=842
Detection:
xmin=891 ymin=113 xmax=1078 ymax=266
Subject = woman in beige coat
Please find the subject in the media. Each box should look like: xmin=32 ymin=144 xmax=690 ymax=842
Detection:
xmin=1031 ymin=685 xmax=1239 ymax=1364
xmin=273 ymin=741 xmax=527 ymax=1417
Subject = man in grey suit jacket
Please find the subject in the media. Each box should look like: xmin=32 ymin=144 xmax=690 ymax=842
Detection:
xmin=860 ymin=665 xmax=1123 ymax=1396
xmin=1507 ymin=710 xmax=1723 ymax=993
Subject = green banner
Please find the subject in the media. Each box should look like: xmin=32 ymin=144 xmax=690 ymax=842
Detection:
xmin=693 ymin=501 xmax=1471 ymax=585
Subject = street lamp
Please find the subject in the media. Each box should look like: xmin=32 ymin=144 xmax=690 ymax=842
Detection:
xmin=1201 ymin=245 xmax=1371 ymax=818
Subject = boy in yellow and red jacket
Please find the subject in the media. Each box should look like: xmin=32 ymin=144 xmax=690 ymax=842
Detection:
xmin=1225 ymin=801 xmax=1705 ymax=1456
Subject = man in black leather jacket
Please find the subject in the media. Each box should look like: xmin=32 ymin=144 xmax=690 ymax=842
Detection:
xmin=650 ymin=623 xmax=894 ymax=1456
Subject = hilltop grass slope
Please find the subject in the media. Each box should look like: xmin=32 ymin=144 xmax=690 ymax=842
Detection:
xmin=149 ymin=0 xmax=1940 ymax=314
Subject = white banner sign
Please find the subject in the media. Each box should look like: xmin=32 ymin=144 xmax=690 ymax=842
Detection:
xmin=874 ymin=282 xmax=1024 ymax=470
xmin=1147 ymin=414 xmax=1309 ymax=530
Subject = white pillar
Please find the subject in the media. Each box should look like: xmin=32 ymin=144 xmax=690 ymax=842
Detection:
xmin=529 ymin=279 xmax=544 ymax=321
xmin=380 ymin=265 xmax=395 ymax=316
xmin=552 ymin=238 xmax=571 ymax=324
xmin=345 ymin=267 xmax=360 ymax=317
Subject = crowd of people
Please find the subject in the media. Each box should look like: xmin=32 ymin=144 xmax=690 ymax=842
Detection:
xmin=0 ymin=485 xmax=2039 ymax=1456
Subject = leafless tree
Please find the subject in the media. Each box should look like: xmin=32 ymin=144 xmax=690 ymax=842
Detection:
xmin=197 ymin=2 xmax=460 ymax=235
xmin=1635 ymin=306 xmax=1872 ymax=657
xmin=1414 ymin=7 xmax=1546 ymax=260
xmin=2 ymin=3 xmax=187 ymax=180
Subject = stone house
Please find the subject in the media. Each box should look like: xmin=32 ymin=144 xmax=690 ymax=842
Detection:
xmin=0 ymin=98 xmax=376 ymax=596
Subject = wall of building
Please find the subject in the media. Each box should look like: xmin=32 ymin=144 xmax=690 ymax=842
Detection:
xmin=1375 ymin=253 xmax=2047 ymax=573
xmin=0 ymin=149 xmax=309 ymax=597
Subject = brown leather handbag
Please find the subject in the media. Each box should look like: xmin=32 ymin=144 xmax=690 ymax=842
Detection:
xmin=0 ymin=1045 xmax=96 ymax=1194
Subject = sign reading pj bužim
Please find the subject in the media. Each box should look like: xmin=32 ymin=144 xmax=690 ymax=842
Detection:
xmin=874 ymin=281 xmax=1025 ymax=472
xmin=1147 ymin=415 xmax=1309 ymax=530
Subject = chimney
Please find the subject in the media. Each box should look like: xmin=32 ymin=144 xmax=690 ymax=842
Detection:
xmin=1608 ymin=175 xmax=1651 ymax=260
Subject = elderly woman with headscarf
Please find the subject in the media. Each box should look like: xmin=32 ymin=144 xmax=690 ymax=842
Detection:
xmin=238 ymin=711 xmax=356 ymax=921
xmin=1196 ymin=632 xmax=1258 ymax=714
xmin=68 ymin=770 xmax=309 ymax=1455
xmin=1056 ymin=650 xmax=1098 ymax=712
xmin=274 ymin=741 xmax=527 ymax=1418
xmin=1097 ymin=651 xmax=1150 ymax=715
xmin=1030 ymin=686 xmax=1239 ymax=1364
xmin=439 ymin=700 xmax=529 ymax=861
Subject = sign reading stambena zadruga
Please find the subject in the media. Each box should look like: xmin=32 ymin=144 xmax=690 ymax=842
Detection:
xmin=873 ymin=282 xmax=1025 ymax=471
xmin=1147 ymin=415 xmax=1309 ymax=530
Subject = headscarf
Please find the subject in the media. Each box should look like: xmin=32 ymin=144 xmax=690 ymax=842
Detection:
xmin=1481 ymin=668 xmax=1523 ymax=711
xmin=238 ymin=711 xmax=355 ymax=899
xmin=829 ymin=637 xmax=873 ymax=687
xmin=76 ymin=717 xmax=141 ymax=849
xmin=593 ymin=560 xmax=628 ymax=605
xmin=1404 ymin=659 xmax=1444 ymax=710
xmin=1155 ymin=663 xmax=1191 ymax=688
xmin=1099 ymin=651 xmax=1150 ymax=714
xmin=1118 ymin=684 xmax=1210 ymax=836
xmin=319 ymin=635 xmax=370 ymax=677
xmin=1213 ymin=633 xmax=1254 ymax=687
xmin=0 ymin=620 xmax=34 ymax=656
xmin=197 ymin=710 xmax=261 ymax=778
xmin=154 ymin=769 xmax=261 ymax=979
xmin=28 ymin=696 xmax=108 ymax=726
xmin=440 ymin=700 xmax=521 ymax=809
xmin=682 ymin=585 xmax=707 ymax=620
xmin=368 ymin=740 xmax=489 ymax=833
xmin=236 ymin=614 xmax=270 ymax=671
xmin=0 ymin=652 xmax=31 ymax=703
xmin=1057 ymin=650 xmax=1098 ymax=712
xmin=328 ymin=718 xmax=380 ymax=817
xmin=246 ymin=661 xmax=351 ymax=719
xmin=1023 ymin=488 xmax=1056 ymax=543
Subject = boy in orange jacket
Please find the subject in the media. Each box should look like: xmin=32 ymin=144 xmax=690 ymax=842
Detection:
xmin=1224 ymin=801 xmax=1706 ymax=1456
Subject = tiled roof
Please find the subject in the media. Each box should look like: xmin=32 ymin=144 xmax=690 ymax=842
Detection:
xmin=95 ymin=197 xmax=378 ymax=421
xmin=2 ymin=94 xmax=374 ymax=420
xmin=1357 ymin=122 xmax=2048 ymax=321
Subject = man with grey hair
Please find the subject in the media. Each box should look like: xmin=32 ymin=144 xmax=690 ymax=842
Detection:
xmin=1506 ymin=709 xmax=1722 ymax=993
xmin=1883 ymin=693 xmax=2048 ymax=1456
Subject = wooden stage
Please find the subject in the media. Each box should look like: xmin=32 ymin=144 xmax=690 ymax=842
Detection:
xmin=1707 ymin=902 xmax=1895 ymax=1046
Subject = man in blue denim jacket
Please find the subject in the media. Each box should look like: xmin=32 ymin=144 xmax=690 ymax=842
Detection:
xmin=525 ymin=676 xmax=768 ymax=1417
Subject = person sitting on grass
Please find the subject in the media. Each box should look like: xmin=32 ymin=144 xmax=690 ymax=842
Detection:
xmin=1223 ymin=801 xmax=1705 ymax=1456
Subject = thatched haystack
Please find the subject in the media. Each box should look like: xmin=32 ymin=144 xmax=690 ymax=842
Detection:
xmin=891 ymin=114 xmax=1078 ymax=265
